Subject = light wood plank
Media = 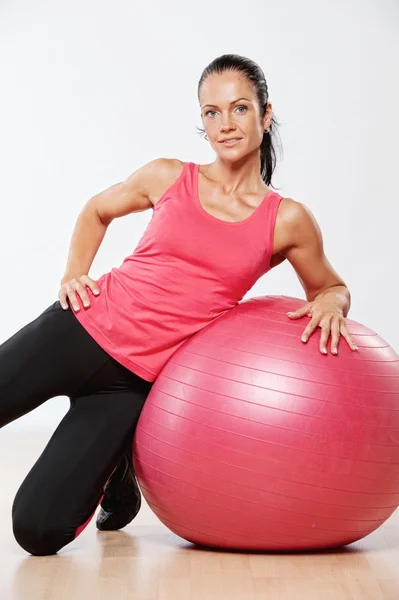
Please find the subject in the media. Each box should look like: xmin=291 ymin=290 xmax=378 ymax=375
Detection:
xmin=0 ymin=431 xmax=398 ymax=600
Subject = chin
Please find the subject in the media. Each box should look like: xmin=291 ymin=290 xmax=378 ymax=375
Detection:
xmin=216 ymin=148 xmax=249 ymax=162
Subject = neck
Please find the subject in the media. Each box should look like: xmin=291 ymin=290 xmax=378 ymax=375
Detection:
xmin=206 ymin=152 xmax=264 ymax=194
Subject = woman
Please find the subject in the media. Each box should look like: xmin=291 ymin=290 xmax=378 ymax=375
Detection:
xmin=0 ymin=54 xmax=358 ymax=556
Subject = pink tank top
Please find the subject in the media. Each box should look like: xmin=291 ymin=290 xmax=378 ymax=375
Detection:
xmin=72 ymin=162 xmax=283 ymax=381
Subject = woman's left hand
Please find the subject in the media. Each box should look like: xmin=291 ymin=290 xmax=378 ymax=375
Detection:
xmin=287 ymin=298 xmax=359 ymax=355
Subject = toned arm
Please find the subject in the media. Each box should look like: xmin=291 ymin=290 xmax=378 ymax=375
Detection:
xmin=61 ymin=157 xmax=182 ymax=284
xmin=276 ymin=199 xmax=348 ymax=304
xmin=90 ymin=157 xmax=183 ymax=225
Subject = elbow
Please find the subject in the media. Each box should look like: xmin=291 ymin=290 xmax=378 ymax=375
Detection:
xmin=85 ymin=197 xmax=112 ymax=227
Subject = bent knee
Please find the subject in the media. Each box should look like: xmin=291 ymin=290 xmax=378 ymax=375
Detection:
xmin=12 ymin=513 xmax=71 ymax=556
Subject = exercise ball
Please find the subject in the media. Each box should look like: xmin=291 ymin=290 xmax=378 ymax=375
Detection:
xmin=133 ymin=295 xmax=399 ymax=551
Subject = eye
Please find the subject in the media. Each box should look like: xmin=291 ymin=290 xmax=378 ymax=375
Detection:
xmin=204 ymin=106 xmax=247 ymax=117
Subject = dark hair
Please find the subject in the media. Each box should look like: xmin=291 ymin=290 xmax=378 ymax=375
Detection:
xmin=197 ymin=54 xmax=282 ymax=187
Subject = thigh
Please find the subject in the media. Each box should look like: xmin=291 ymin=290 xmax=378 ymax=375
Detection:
xmin=12 ymin=363 xmax=153 ymax=555
xmin=0 ymin=301 xmax=112 ymax=427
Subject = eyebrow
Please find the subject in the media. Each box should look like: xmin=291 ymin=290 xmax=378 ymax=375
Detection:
xmin=201 ymin=97 xmax=252 ymax=109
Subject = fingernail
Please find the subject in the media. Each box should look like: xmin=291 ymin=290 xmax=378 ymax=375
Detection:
xmin=354 ymin=346 xmax=359 ymax=351
xmin=301 ymin=336 xmax=307 ymax=342
xmin=74 ymin=305 xmax=79 ymax=311
xmin=94 ymin=290 xmax=100 ymax=295
xmin=332 ymin=348 xmax=337 ymax=355
xmin=322 ymin=348 xmax=327 ymax=354
xmin=84 ymin=302 xmax=90 ymax=307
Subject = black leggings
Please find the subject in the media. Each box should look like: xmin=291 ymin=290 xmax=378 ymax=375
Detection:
xmin=0 ymin=300 xmax=153 ymax=555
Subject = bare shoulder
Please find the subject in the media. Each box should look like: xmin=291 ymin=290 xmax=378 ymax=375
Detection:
xmin=91 ymin=157 xmax=185 ymax=225
xmin=142 ymin=157 xmax=185 ymax=206
xmin=273 ymin=197 xmax=320 ymax=255
xmin=276 ymin=197 xmax=311 ymax=224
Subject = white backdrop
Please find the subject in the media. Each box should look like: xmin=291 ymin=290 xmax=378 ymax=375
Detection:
xmin=0 ymin=0 xmax=398 ymax=431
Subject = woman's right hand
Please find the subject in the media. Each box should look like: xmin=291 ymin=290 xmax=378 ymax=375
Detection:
xmin=58 ymin=275 xmax=100 ymax=311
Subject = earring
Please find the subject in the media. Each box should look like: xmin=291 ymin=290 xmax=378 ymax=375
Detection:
xmin=264 ymin=128 xmax=270 ymax=133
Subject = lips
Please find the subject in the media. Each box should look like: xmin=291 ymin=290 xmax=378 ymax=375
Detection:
xmin=220 ymin=138 xmax=242 ymax=145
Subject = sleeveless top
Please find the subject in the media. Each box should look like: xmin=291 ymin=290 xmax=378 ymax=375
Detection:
xmin=72 ymin=161 xmax=283 ymax=381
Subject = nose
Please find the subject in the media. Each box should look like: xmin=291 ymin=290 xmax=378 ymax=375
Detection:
xmin=220 ymin=113 xmax=236 ymax=132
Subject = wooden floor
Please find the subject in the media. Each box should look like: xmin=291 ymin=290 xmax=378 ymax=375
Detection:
xmin=0 ymin=432 xmax=398 ymax=600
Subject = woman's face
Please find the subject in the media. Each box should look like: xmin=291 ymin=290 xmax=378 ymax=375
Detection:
xmin=199 ymin=71 xmax=272 ymax=161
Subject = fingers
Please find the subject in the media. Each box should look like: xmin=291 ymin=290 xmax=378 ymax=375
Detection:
xmin=58 ymin=276 xmax=100 ymax=311
xmin=300 ymin=314 xmax=359 ymax=356
xmin=66 ymin=281 xmax=82 ymax=311
xmin=330 ymin=319 xmax=341 ymax=355
xmin=301 ymin=314 xmax=321 ymax=343
xmin=83 ymin=276 xmax=101 ymax=297
xmin=318 ymin=317 xmax=332 ymax=354
xmin=301 ymin=314 xmax=332 ymax=354
xmin=58 ymin=288 xmax=69 ymax=310
xmin=287 ymin=303 xmax=312 ymax=320
xmin=340 ymin=321 xmax=359 ymax=352
xmin=76 ymin=279 xmax=93 ymax=309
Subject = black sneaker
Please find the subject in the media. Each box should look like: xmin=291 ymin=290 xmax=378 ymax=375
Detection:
xmin=96 ymin=452 xmax=141 ymax=531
